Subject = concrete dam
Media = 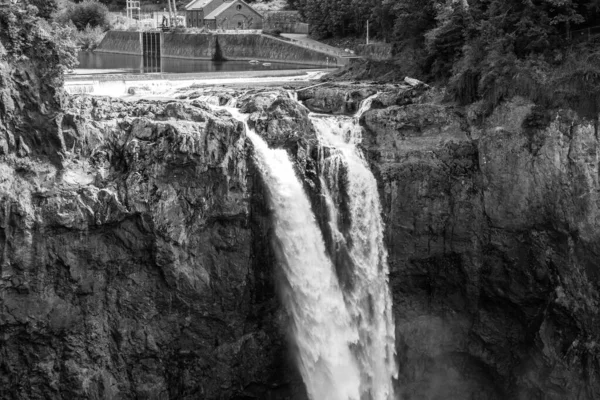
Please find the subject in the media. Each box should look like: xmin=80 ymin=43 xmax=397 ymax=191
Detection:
xmin=94 ymin=31 xmax=348 ymax=68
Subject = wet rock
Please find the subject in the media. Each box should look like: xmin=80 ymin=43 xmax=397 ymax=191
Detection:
xmin=238 ymin=91 xmax=281 ymax=113
xmin=297 ymin=85 xmax=377 ymax=115
xmin=248 ymin=96 xmax=316 ymax=149
xmin=0 ymin=91 xmax=301 ymax=400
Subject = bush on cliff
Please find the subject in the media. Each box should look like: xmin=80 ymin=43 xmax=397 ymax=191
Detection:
xmin=292 ymin=0 xmax=600 ymax=117
xmin=0 ymin=2 xmax=78 ymax=85
xmin=75 ymin=24 xmax=107 ymax=51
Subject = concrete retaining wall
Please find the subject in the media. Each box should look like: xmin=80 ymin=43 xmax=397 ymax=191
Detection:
xmin=96 ymin=31 xmax=346 ymax=66
xmin=162 ymin=33 xmax=345 ymax=66
xmin=161 ymin=33 xmax=214 ymax=59
xmin=95 ymin=31 xmax=142 ymax=55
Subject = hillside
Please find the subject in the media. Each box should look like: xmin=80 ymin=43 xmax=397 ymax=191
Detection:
xmin=292 ymin=0 xmax=600 ymax=121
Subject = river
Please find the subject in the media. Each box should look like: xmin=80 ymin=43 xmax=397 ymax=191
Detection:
xmin=75 ymin=52 xmax=320 ymax=74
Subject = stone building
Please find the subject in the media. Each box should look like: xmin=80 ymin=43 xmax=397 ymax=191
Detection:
xmin=185 ymin=0 xmax=263 ymax=30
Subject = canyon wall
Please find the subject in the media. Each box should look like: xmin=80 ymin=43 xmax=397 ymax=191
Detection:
xmin=297 ymin=83 xmax=600 ymax=399
xmin=362 ymin=90 xmax=600 ymax=400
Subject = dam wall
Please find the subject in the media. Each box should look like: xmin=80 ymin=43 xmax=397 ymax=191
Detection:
xmin=96 ymin=31 xmax=347 ymax=67
xmin=95 ymin=30 xmax=142 ymax=55
xmin=162 ymin=33 xmax=344 ymax=66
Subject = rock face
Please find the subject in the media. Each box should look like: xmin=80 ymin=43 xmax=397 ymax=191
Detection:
xmin=297 ymin=85 xmax=377 ymax=115
xmin=361 ymin=94 xmax=600 ymax=399
xmin=0 ymin=87 xmax=309 ymax=398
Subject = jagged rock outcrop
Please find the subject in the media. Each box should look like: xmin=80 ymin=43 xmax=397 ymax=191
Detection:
xmin=297 ymin=85 xmax=378 ymax=115
xmin=0 ymin=88 xmax=309 ymax=399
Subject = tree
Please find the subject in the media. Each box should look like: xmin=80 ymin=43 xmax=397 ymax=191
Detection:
xmin=0 ymin=2 xmax=78 ymax=85
xmin=57 ymin=0 xmax=110 ymax=30
xmin=25 ymin=0 xmax=59 ymax=19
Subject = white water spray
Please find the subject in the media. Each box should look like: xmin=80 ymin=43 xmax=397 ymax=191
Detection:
xmin=310 ymin=94 xmax=398 ymax=400
xmin=221 ymin=93 xmax=396 ymax=400
xmin=227 ymin=108 xmax=362 ymax=400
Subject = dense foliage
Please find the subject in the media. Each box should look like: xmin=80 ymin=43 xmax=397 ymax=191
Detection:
xmin=56 ymin=0 xmax=110 ymax=30
xmin=0 ymin=2 xmax=78 ymax=86
xmin=26 ymin=0 xmax=59 ymax=20
xmin=291 ymin=0 xmax=600 ymax=115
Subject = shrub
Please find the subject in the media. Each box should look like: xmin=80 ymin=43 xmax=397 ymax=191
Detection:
xmin=109 ymin=14 xmax=130 ymax=31
xmin=0 ymin=2 xmax=78 ymax=85
xmin=25 ymin=0 xmax=58 ymax=20
xmin=74 ymin=24 xmax=106 ymax=51
xmin=57 ymin=0 xmax=110 ymax=31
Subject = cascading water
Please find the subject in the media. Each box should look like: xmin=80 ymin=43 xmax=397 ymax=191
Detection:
xmin=227 ymin=108 xmax=362 ymax=400
xmin=309 ymin=96 xmax=398 ymax=400
xmin=222 ymin=94 xmax=396 ymax=400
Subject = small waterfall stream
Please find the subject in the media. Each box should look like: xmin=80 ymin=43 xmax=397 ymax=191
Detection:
xmin=224 ymin=94 xmax=396 ymax=400
xmin=310 ymin=96 xmax=397 ymax=400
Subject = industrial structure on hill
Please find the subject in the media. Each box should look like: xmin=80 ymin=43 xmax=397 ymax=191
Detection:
xmin=185 ymin=0 xmax=263 ymax=30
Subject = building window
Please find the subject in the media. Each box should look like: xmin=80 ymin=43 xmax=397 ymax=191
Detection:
xmin=236 ymin=4 xmax=242 ymax=10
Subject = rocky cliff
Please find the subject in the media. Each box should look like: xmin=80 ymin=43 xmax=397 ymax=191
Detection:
xmin=2 ymin=29 xmax=600 ymax=399
xmin=362 ymin=91 xmax=600 ymax=400
xmin=0 ymin=23 xmax=306 ymax=395
xmin=1 ymin=88 xmax=316 ymax=398
xmin=252 ymin=81 xmax=600 ymax=399
xmin=213 ymin=82 xmax=600 ymax=400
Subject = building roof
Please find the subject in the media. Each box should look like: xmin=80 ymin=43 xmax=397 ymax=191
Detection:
xmin=185 ymin=0 xmax=213 ymax=10
xmin=204 ymin=2 xmax=231 ymax=19
xmin=204 ymin=0 xmax=262 ymax=19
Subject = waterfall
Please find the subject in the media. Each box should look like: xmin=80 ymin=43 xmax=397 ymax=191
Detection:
xmin=228 ymin=109 xmax=362 ymax=400
xmin=223 ymin=92 xmax=396 ymax=400
xmin=309 ymin=95 xmax=398 ymax=400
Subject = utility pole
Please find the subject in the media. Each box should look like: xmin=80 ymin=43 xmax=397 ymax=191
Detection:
xmin=366 ymin=19 xmax=369 ymax=45
xmin=171 ymin=0 xmax=178 ymax=26
xmin=167 ymin=0 xmax=173 ymax=27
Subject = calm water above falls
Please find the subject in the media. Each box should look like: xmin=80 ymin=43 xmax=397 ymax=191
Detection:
xmin=75 ymin=52 xmax=315 ymax=74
